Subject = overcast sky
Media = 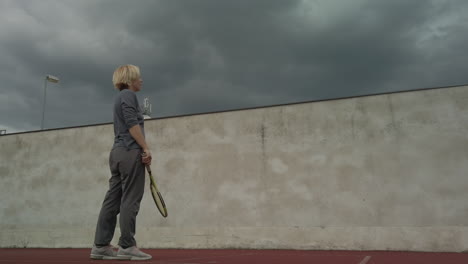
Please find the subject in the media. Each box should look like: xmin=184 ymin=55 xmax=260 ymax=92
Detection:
xmin=1 ymin=0 xmax=467 ymax=133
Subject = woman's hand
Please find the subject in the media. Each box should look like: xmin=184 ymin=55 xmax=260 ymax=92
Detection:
xmin=141 ymin=149 xmax=152 ymax=165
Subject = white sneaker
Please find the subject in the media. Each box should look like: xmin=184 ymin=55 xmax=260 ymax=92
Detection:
xmin=117 ymin=246 xmax=152 ymax=260
xmin=90 ymin=244 xmax=118 ymax=260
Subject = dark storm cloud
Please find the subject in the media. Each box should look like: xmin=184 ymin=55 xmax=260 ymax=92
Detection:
xmin=1 ymin=0 xmax=467 ymax=133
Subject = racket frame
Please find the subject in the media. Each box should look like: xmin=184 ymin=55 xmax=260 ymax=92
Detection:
xmin=146 ymin=164 xmax=168 ymax=218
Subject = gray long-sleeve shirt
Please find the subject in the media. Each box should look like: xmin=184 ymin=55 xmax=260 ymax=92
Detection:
xmin=112 ymin=89 xmax=145 ymax=150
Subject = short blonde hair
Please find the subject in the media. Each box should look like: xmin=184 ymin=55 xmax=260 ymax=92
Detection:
xmin=112 ymin=64 xmax=141 ymax=90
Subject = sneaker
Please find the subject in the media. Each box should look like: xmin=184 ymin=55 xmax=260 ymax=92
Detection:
xmin=90 ymin=244 xmax=118 ymax=260
xmin=117 ymin=246 xmax=152 ymax=260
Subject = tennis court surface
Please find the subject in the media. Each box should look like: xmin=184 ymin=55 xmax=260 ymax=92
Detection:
xmin=1 ymin=248 xmax=468 ymax=264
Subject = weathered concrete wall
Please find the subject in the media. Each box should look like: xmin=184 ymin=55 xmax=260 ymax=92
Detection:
xmin=1 ymin=86 xmax=468 ymax=251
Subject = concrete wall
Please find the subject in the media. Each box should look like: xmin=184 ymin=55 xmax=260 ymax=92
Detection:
xmin=1 ymin=86 xmax=468 ymax=251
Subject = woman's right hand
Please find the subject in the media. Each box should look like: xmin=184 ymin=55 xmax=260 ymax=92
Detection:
xmin=141 ymin=149 xmax=152 ymax=165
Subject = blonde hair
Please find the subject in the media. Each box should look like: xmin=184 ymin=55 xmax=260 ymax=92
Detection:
xmin=112 ymin=64 xmax=141 ymax=90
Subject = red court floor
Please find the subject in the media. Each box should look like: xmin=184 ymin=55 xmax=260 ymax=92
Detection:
xmin=1 ymin=248 xmax=467 ymax=264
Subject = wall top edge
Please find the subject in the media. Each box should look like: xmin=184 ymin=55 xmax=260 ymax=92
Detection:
xmin=2 ymin=83 xmax=467 ymax=137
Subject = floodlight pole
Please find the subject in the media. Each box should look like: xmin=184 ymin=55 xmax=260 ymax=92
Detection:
xmin=41 ymin=75 xmax=59 ymax=130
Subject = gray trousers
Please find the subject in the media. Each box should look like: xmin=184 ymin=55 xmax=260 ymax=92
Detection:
xmin=94 ymin=147 xmax=145 ymax=248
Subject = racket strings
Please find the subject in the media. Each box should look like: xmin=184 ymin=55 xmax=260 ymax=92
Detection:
xmin=148 ymin=171 xmax=168 ymax=217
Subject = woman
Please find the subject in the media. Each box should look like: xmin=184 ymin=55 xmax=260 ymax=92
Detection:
xmin=90 ymin=64 xmax=152 ymax=261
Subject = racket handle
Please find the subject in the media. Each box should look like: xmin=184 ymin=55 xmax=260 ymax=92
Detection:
xmin=141 ymin=152 xmax=152 ymax=172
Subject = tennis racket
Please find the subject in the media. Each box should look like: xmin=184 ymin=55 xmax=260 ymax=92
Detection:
xmin=142 ymin=156 xmax=168 ymax=218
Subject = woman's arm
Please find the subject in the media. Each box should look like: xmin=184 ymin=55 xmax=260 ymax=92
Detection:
xmin=129 ymin=125 xmax=152 ymax=164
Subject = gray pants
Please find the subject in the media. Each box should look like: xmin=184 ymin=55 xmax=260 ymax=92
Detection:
xmin=94 ymin=147 xmax=145 ymax=248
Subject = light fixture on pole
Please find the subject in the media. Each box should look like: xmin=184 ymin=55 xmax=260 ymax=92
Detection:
xmin=142 ymin=97 xmax=152 ymax=119
xmin=41 ymin=74 xmax=59 ymax=130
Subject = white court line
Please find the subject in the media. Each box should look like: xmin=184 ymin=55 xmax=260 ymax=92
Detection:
xmin=358 ymin=256 xmax=371 ymax=264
